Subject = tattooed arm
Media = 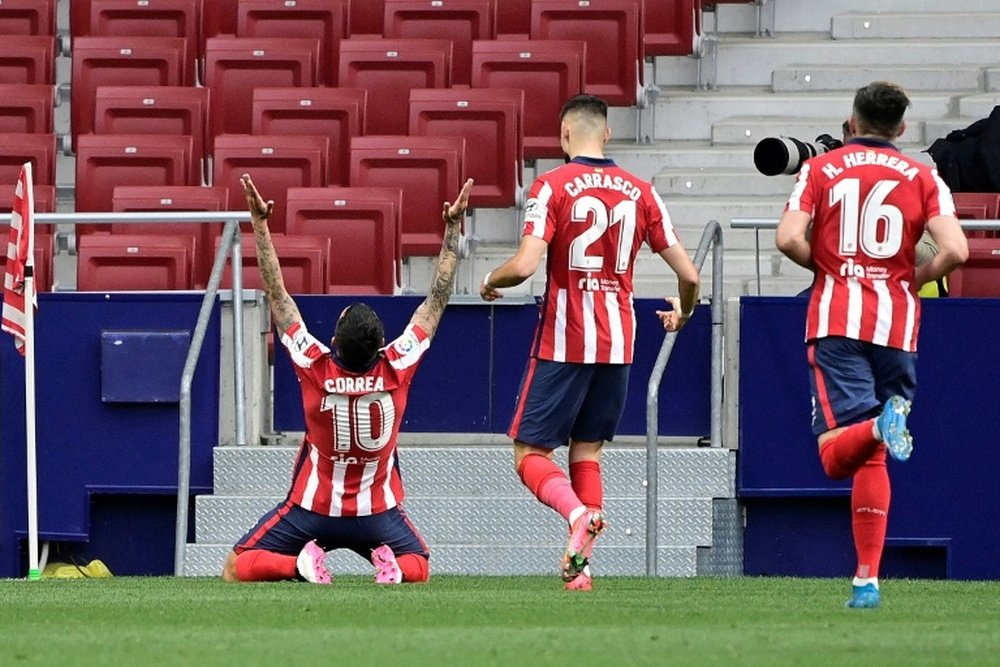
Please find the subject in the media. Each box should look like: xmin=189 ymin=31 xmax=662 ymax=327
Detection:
xmin=240 ymin=173 xmax=302 ymax=336
xmin=409 ymin=178 xmax=474 ymax=340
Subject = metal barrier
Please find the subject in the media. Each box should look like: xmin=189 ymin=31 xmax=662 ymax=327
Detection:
xmin=731 ymin=217 xmax=1000 ymax=295
xmin=645 ymin=220 xmax=724 ymax=576
xmin=0 ymin=210 xmax=252 ymax=575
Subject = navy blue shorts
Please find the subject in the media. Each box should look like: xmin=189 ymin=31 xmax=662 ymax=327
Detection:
xmin=507 ymin=358 xmax=630 ymax=449
xmin=234 ymin=501 xmax=429 ymax=562
xmin=807 ymin=337 xmax=917 ymax=436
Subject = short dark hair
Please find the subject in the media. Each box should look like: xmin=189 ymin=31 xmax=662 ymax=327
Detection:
xmin=853 ymin=81 xmax=910 ymax=138
xmin=334 ymin=302 xmax=384 ymax=368
xmin=559 ymin=94 xmax=608 ymax=122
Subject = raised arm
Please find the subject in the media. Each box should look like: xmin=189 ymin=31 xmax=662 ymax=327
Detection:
xmin=240 ymin=174 xmax=302 ymax=336
xmin=409 ymin=178 xmax=475 ymax=340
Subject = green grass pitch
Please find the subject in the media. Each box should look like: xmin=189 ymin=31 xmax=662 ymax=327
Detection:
xmin=2 ymin=576 xmax=999 ymax=666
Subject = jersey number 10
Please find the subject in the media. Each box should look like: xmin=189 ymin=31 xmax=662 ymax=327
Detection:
xmin=320 ymin=392 xmax=395 ymax=453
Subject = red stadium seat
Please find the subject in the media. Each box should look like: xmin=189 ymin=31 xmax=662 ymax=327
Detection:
xmin=0 ymin=0 xmax=56 ymax=36
xmin=237 ymin=0 xmax=349 ymax=87
xmin=408 ymin=88 xmax=522 ymax=208
xmin=383 ymin=0 xmax=495 ymax=86
xmin=338 ymin=39 xmax=452 ymax=136
xmin=351 ymin=0 xmax=385 ymax=36
xmin=77 ymin=233 xmax=197 ymax=291
xmin=0 ymin=134 xmax=57 ymax=186
xmin=0 ymin=84 xmax=55 ymax=134
xmin=0 ymin=184 xmax=55 ymax=214
xmin=93 ymin=85 xmax=209 ymax=182
xmin=953 ymin=192 xmax=1000 ymax=239
xmin=947 ymin=238 xmax=1000 ymax=298
xmin=531 ymin=0 xmax=643 ymax=106
xmin=212 ymin=134 xmax=328 ymax=235
xmin=201 ymin=0 xmax=239 ymax=39
xmin=71 ymin=36 xmax=188 ymax=151
xmin=496 ymin=0 xmax=532 ymax=37
xmin=643 ymin=0 xmax=700 ymax=56
xmin=203 ymin=37 xmax=320 ymax=146
xmin=251 ymin=87 xmax=366 ymax=188
xmin=88 ymin=0 xmax=199 ymax=86
xmin=0 ymin=36 xmax=56 ymax=85
xmin=470 ymin=39 xmax=585 ymax=159
xmin=217 ymin=233 xmax=330 ymax=294
xmin=112 ymin=185 xmax=230 ymax=288
xmin=285 ymin=186 xmax=402 ymax=294
xmin=74 ymin=134 xmax=196 ymax=227
xmin=350 ymin=135 xmax=464 ymax=256
xmin=0 ymin=230 xmax=53 ymax=291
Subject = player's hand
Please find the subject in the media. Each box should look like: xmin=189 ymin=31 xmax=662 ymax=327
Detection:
xmin=480 ymin=277 xmax=502 ymax=302
xmin=240 ymin=173 xmax=274 ymax=224
xmin=443 ymin=178 xmax=474 ymax=226
xmin=655 ymin=296 xmax=691 ymax=332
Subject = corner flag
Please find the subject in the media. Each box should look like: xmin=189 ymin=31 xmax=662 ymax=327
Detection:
xmin=2 ymin=162 xmax=41 ymax=581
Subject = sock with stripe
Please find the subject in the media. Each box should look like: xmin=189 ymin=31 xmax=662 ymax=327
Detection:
xmin=396 ymin=554 xmax=430 ymax=583
xmin=518 ymin=453 xmax=586 ymax=522
xmin=818 ymin=419 xmax=881 ymax=480
xmin=569 ymin=460 xmax=603 ymax=510
xmin=234 ymin=549 xmax=298 ymax=581
xmin=852 ymin=447 xmax=890 ymax=582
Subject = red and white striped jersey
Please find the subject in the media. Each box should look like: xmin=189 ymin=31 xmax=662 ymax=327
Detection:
xmin=524 ymin=156 xmax=679 ymax=364
xmin=787 ymin=138 xmax=956 ymax=352
xmin=280 ymin=320 xmax=430 ymax=516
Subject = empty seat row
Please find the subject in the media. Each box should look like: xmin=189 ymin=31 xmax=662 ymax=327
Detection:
xmin=74 ymin=133 xmax=463 ymax=257
xmin=74 ymin=185 xmax=404 ymax=295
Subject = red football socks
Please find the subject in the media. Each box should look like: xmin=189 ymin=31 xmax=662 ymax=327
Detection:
xmin=234 ymin=549 xmax=297 ymax=581
xmin=518 ymin=453 xmax=585 ymax=521
xmin=818 ymin=419 xmax=880 ymax=480
xmin=851 ymin=447 xmax=891 ymax=579
xmin=569 ymin=460 xmax=603 ymax=510
xmin=396 ymin=554 xmax=430 ymax=583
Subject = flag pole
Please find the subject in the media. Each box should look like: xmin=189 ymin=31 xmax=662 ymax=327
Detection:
xmin=22 ymin=163 xmax=39 ymax=581
xmin=21 ymin=162 xmax=42 ymax=581
xmin=23 ymin=262 xmax=38 ymax=581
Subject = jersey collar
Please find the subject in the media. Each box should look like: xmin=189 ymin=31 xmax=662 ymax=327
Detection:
xmin=331 ymin=348 xmax=381 ymax=374
xmin=846 ymin=137 xmax=898 ymax=151
xmin=571 ymin=155 xmax=617 ymax=168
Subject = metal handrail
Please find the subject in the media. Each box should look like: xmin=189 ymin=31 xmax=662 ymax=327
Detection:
xmin=645 ymin=220 xmax=724 ymax=576
xmin=731 ymin=217 xmax=1000 ymax=295
xmin=175 ymin=217 xmax=244 ymax=575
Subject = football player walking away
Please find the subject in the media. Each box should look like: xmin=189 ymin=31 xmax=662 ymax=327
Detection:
xmin=222 ymin=174 xmax=474 ymax=585
xmin=776 ymin=81 xmax=967 ymax=607
xmin=479 ymin=94 xmax=700 ymax=590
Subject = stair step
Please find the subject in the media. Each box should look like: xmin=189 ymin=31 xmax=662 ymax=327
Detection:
xmin=772 ymin=64 xmax=984 ymax=93
xmin=831 ymin=12 xmax=1000 ymax=40
xmin=957 ymin=93 xmax=1000 ymax=119
xmin=654 ymin=36 xmax=1000 ymax=88
xmin=212 ymin=445 xmax=736 ymax=498
xmin=194 ymin=495 xmax=714 ymax=547
xmin=654 ymin=168 xmax=796 ymax=197
xmin=988 ymin=68 xmax=1000 ymax=92
xmin=654 ymin=90 xmax=953 ymax=140
xmin=711 ymin=116 xmax=933 ymax=147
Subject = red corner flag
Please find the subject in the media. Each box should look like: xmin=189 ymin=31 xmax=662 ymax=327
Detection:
xmin=1 ymin=163 xmax=36 ymax=356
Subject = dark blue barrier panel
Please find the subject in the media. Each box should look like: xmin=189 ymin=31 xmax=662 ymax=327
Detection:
xmin=739 ymin=296 xmax=1000 ymax=580
xmin=0 ymin=293 xmax=220 ymax=578
xmin=274 ymin=297 xmax=712 ymax=437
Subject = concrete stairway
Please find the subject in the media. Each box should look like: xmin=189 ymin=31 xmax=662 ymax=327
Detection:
xmin=183 ymin=442 xmax=739 ymax=578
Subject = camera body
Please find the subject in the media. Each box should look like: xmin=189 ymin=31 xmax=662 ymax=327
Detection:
xmin=753 ymin=134 xmax=844 ymax=176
